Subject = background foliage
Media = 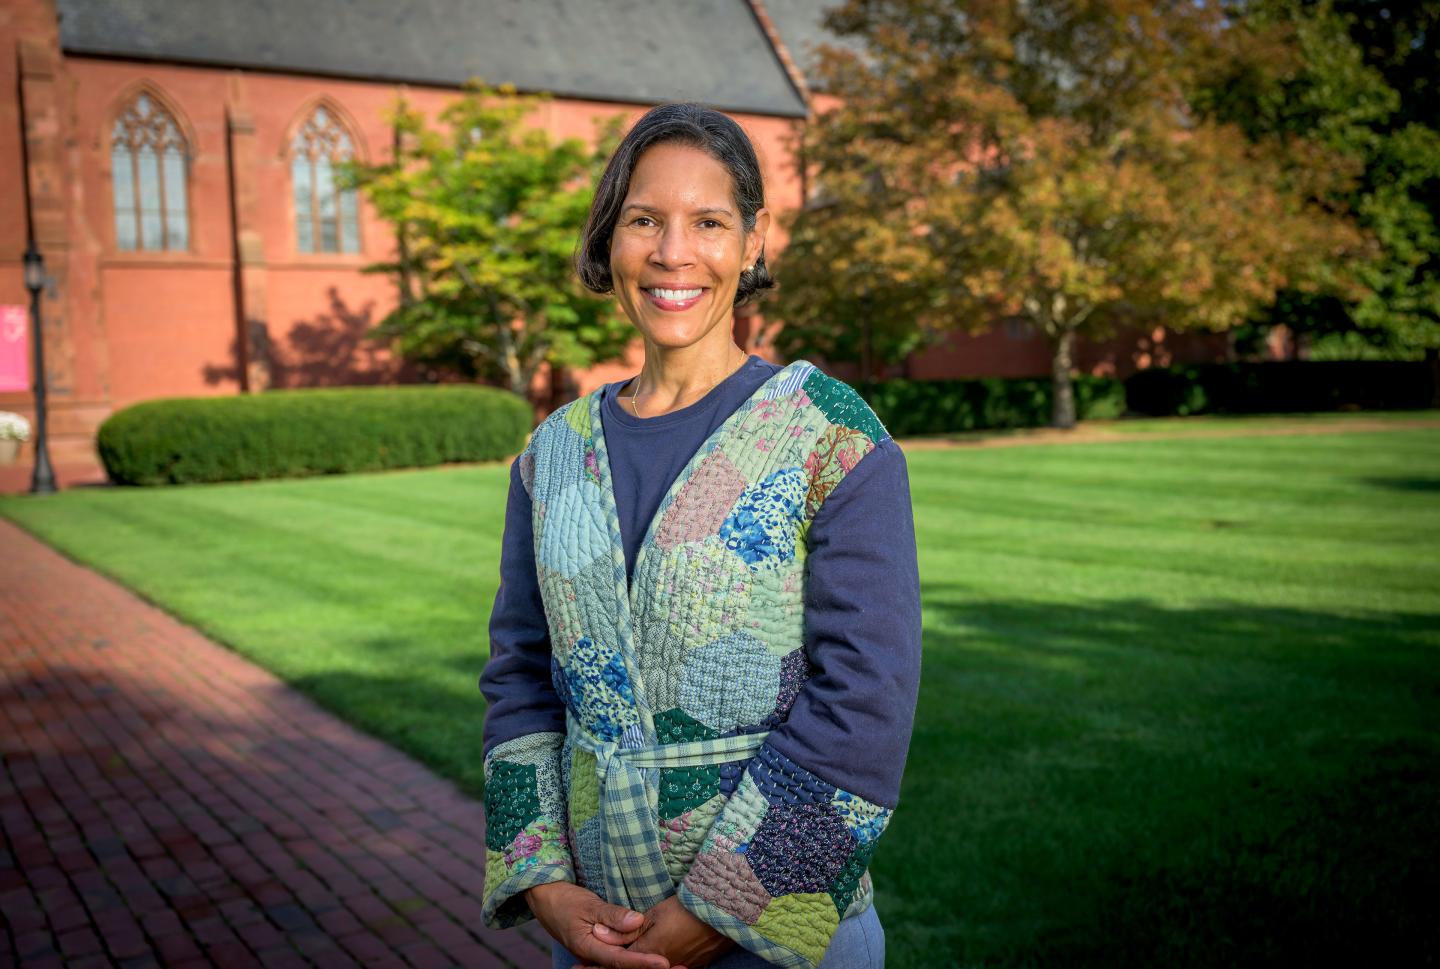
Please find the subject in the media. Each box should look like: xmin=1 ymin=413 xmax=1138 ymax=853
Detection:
xmin=1197 ymin=0 xmax=1440 ymax=363
xmin=773 ymin=0 xmax=1382 ymax=427
xmin=344 ymin=81 xmax=632 ymax=398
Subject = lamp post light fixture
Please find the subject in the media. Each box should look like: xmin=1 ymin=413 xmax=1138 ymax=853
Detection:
xmin=22 ymin=243 xmax=56 ymax=494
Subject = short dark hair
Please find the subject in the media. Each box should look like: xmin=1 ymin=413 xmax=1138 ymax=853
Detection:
xmin=576 ymin=102 xmax=775 ymax=306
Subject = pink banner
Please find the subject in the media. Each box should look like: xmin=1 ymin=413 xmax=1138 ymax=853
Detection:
xmin=0 ymin=305 xmax=28 ymax=393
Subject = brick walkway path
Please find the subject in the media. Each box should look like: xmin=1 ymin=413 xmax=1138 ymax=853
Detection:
xmin=0 ymin=519 xmax=550 ymax=968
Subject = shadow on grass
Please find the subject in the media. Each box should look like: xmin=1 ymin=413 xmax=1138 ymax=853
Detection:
xmin=1048 ymin=746 xmax=1440 ymax=967
xmin=891 ymin=592 xmax=1440 ymax=967
xmin=1360 ymin=475 xmax=1440 ymax=493
xmin=286 ymin=663 xmax=492 ymax=800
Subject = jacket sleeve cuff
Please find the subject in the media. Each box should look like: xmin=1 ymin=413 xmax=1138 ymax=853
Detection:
xmin=676 ymin=744 xmax=891 ymax=968
xmin=481 ymin=731 xmax=576 ymax=928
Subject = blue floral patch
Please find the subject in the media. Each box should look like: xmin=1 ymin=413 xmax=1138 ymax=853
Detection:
xmin=719 ymin=467 xmax=806 ymax=572
xmin=601 ymin=653 xmax=635 ymax=703
xmin=550 ymin=653 xmax=573 ymax=712
xmin=831 ymin=790 xmax=890 ymax=846
xmin=560 ymin=636 xmax=640 ymax=742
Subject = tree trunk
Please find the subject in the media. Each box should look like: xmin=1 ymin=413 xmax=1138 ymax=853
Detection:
xmin=1051 ymin=327 xmax=1077 ymax=429
xmin=860 ymin=316 xmax=874 ymax=386
xmin=392 ymin=123 xmax=417 ymax=309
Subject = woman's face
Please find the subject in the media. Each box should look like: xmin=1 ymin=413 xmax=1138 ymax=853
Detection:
xmin=609 ymin=142 xmax=769 ymax=353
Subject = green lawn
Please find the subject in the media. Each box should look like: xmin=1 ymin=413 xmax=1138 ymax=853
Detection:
xmin=4 ymin=426 xmax=1438 ymax=966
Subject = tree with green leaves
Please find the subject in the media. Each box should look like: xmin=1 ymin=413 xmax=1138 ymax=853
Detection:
xmin=774 ymin=0 xmax=1369 ymax=427
xmin=1196 ymin=0 xmax=1440 ymax=367
xmin=344 ymin=81 xmax=631 ymax=399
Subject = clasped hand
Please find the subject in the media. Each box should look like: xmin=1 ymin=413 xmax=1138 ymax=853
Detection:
xmin=525 ymin=882 xmax=734 ymax=969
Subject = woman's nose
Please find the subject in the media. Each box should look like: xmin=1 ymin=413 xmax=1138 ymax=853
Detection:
xmin=651 ymin=223 xmax=695 ymax=268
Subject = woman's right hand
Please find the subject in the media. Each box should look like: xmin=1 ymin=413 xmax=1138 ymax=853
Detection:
xmin=524 ymin=882 xmax=672 ymax=969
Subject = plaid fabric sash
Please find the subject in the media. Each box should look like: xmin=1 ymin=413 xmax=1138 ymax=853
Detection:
xmin=571 ymin=721 xmax=769 ymax=912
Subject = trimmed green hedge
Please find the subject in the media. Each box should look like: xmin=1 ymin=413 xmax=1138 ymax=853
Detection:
xmin=97 ymin=385 xmax=532 ymax=485
xmin=859 ymin=374 xmax=1126 ymax=436
xmin=1125 ymin=361 xmax=1438 ymax=417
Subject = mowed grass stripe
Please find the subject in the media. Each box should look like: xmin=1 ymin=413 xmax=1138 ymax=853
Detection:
xmin=910 ymin=432 xmax=1440 ymax=597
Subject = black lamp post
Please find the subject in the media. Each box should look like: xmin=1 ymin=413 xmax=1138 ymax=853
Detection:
xmin=23 ymin=243 xmax=56 ymax=494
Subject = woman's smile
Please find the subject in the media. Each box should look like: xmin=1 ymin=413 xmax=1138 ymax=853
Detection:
xmin=642 ymin=285 xmax=708 ymax=312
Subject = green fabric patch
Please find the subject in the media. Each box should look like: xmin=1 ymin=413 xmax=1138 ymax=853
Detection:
xmin=564 ymin=397 xmax=592 ymax=439
xmin=827 ymin=839 xmax=876 ymax=918
xmin=660 ymin=764 xmax=722 ymax=819
xmin=485 ymin=847 xmax=507 ymax=897
xmin=662 ymin=792 xmax=727 ymax=881
xmin=484 ymin=760 xmax=542 ymax=851
xmin=802 ymin=370 xmax=886 ymax=445
xmin=569 ymin=747 xmax=600 ymax=830
xmin=753 ymin=891 xmax=840 ymax=965
xmin=655 ymin=708 xmax=722 ymax=818
xmin=655 ymin=707 xmax=720 ymax=744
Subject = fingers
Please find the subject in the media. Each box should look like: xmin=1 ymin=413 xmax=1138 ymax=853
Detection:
xmin=595 ymin=902 xmax=646 ymax=932
xmin=590 ymin=902 xmax=648 ymax=946
xmin=592 ymin=920 xmax=646 ymax=946
xmin=569 ymin=936 xmax=670 ymax=969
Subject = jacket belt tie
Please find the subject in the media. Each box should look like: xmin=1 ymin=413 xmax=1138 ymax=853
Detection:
xmin=570 ymin=720 xmax=769 ymax=912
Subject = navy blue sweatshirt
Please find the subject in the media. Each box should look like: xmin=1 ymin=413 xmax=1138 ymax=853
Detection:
xmin=480 ymin=355 xmax=921 ymax=808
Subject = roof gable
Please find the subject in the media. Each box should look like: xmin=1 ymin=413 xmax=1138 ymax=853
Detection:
xmin=760 ymin=0 xmax=866 ymax=92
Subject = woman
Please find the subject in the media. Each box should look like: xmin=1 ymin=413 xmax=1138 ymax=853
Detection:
xmin=479 ymin=103 xmax=921 ymax=969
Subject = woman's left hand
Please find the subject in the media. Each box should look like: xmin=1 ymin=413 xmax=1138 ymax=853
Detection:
xmin=581 ymin=896 xmax=733 ymax=969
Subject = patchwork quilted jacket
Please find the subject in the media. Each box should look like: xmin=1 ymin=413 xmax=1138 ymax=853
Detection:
xmin=481 ymin=360 xmax=911 ymax=967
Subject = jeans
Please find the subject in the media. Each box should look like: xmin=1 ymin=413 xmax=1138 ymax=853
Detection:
xmin=549 ymin=902 xmax=885 ymax=968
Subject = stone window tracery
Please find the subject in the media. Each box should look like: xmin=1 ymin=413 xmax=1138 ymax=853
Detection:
xmin=111 ymin=92 xmax=189 ymax=251
xmin=291 ymin=105 xmax=361 ymax=254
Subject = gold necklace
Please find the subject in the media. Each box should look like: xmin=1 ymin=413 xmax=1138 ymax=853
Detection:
xmin=627 ymin=348 xmax=746 ymax=419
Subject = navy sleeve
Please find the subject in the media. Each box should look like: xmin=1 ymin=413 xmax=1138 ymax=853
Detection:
xmin=765 ymin=437 xmax=923 ymax=808
xmin=677 ymin=437 xmax=922 ymax=959
xmin=479 ymin=456 xmax=567 ymax=756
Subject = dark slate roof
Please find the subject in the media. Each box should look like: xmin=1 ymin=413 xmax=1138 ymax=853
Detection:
xmin=56 ymin=0 xmax=808 ymax=118
xmin=762 ymin=0 xmax=866 ymax=91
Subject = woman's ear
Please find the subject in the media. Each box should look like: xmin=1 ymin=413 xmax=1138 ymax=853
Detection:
xmin=745 ymin=208 xmax=772 ymax=267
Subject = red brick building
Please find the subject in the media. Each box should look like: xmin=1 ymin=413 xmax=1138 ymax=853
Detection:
xmin=1 ymin=0 xmax=1226 ymax=480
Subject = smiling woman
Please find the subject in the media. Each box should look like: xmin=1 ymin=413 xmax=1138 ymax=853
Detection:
xmin=478 ymin=103 xmax=922 ymax=969
xmin=607 ymin=140 xmax=765 ymax=367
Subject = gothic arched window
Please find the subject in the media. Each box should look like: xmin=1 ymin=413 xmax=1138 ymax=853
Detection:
xmin=111 ymin=92 xmax=190 ymax=251
xmin=291 ymin=105 xmax=361 ymax=254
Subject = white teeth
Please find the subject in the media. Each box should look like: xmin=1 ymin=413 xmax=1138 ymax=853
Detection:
xmin=648 ymin=288 xmax=702 ymax=301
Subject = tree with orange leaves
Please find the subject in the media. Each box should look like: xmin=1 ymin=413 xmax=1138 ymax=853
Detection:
xmin=773 ymin=0 xmax=1371 ymax=427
